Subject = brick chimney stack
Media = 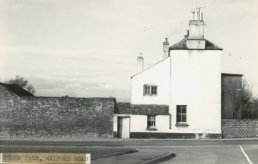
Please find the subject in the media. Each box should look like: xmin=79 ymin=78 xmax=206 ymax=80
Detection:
xmin=187 ymin=8 xmax=206 ymax=49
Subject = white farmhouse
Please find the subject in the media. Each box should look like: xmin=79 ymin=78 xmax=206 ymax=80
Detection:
xmin=114 ymin=10 xmax=224 ymax=139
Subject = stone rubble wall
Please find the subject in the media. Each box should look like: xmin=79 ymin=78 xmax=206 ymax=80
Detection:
xmin=0 ymin=85 xmax=115 ymax=139
xmin=222 ymin=119 xmax=258 ymax=138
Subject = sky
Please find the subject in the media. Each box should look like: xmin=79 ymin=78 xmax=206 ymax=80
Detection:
xmin=0 ymin=0 xmax=257 ymax=102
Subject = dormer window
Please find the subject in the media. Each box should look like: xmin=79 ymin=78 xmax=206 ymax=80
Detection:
xmin=143 ymin=84 xmax=157 ymax=96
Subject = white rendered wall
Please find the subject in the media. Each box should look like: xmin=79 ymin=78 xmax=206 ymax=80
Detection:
xmin=113 ymin=114 xmax=170 ymax=133
xmin=130 ymin=115 xmax=148 ymax=132
xmin=169 ymin=50 xmax=222 ymax=134
xmin=155 ymin=115 xmax=171 ymax=131
xmin=131 ymin=58 xmax=170 ymax=105
xmin=130 ymin=49 xmax=222 ymax=134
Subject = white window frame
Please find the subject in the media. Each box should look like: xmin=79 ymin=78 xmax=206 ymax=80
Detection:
xmin=176 ymin=105 xmax=187 ymax=123
xmin=147 ymin=115 xmax=156 ymax=129
xmin=143 ymin=84 xmax=157 ymax=96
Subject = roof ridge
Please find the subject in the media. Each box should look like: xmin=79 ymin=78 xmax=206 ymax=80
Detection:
xmin=169 ymin=38 xmax=187 ymax=49
xmin=169 ymin=38 xmax=223 ymax=50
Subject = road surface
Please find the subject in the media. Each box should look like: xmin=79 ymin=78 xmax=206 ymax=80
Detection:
xmin=1 ymin=139 xmax=258 ymax=164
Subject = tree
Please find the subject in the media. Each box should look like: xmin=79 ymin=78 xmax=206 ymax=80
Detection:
xmin=26 ymin=84 xmax=36 ymax=95
xmin=7 ymin=76 xmax=36 ymax=94
xmin=223 ymin=78 xmax=252 ymax=118
xmin=242 ymin=98 xmax=258 ymax=119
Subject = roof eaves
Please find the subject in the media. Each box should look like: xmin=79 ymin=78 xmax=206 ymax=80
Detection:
xmin=221 ymin=73 xmax=243 ymax=77
xmin=169 ymin=38 xmax=223 ymax=51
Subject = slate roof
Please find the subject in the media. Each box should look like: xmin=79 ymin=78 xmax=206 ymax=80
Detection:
xmin=169 ymin=38 xmax=223 ymax=50
xmin=0 ymin=82 xmax=34 ymax=97
xmin=115 ymin=103 xmax=169 ymax=115
xmin=221 ymin=73 xmax=243 ymax=77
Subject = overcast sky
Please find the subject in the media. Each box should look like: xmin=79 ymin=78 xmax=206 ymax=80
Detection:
xmin=0 ymin=0 xmax=257 ymax=102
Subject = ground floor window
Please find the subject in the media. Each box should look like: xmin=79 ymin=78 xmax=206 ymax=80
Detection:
xmin=176 ymin=105 xmax=187 ymax=123
xmin=147 ymin=115 xmax=156 ymax=129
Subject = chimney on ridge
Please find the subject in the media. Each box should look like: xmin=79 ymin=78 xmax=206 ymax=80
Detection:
xmin=189 ymin=8 xmax=205 ymax=39
xmin=137 ymin=53 xmax=144 ymax=73
xmin=163 ymin=38 xmax=169 ymax=59
xmin=186 ymin=8 xmax=206 ymax=49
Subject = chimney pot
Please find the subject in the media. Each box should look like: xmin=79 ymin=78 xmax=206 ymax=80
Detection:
xmin=137 ymin=53 xmax=144 ymax=73
xmin=163 ymin=38 xmax=169 ymax=59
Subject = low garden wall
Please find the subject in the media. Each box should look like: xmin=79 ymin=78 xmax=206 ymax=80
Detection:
xmin=222 ymin=119 xmax=258 ymax=138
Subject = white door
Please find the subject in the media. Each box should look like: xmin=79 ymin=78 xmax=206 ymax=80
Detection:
xmin=117 ymin=117 xmax=130 ymax=139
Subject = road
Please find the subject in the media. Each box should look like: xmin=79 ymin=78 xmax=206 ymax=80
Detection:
xmin=136 ymin=145 xmax=258 ymax=164
xmin=1 ymin=139 xmax=258 ymax=164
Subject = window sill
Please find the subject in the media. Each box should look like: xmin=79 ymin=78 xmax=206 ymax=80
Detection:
xmin=175 ymin=123 xmax=189 ymax=127
xmin=146 ymin=127 xmax=158 ymax=131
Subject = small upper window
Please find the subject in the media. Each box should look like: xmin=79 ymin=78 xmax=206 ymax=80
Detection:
xmin=151 ymin=86 xmax=157 ymax=95
xmin=144 ymin=85 xmax=151 ymax=95
xmin=143 ymin=84 xmax=157 ymax=96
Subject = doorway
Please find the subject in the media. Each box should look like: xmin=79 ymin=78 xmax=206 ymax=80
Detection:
xmin=117 ymin=117 xmax=130 ymax=139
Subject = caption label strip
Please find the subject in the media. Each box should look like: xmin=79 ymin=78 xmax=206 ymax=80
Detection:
xmin=0 ymin=153 xmax=91 ymax=164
